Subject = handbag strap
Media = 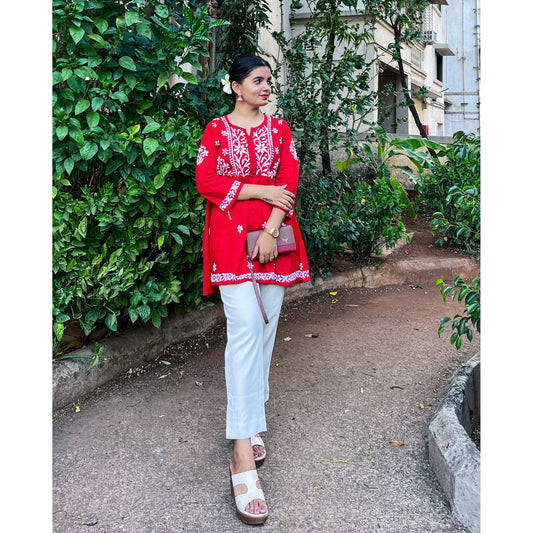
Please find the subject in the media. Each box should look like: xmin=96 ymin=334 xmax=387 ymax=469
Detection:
xmin=247 ymin=259 xmax=269 ymax=324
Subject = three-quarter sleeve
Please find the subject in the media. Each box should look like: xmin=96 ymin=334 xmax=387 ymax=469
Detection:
xmin=195 ymin=121 xmax=244 ymax=212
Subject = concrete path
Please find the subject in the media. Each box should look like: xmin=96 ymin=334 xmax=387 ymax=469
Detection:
xmin=53 ymin=280 xmax=479 ymax=532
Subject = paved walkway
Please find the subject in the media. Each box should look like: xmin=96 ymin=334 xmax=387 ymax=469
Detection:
xmin=53 ymin=278 xmax=479 ymax=532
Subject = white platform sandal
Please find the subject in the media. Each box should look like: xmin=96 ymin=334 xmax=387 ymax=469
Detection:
xmin=251 ymin=434 xmax=266 ymax=467
xmin=229 ymin=468 xmax=268 ymax=525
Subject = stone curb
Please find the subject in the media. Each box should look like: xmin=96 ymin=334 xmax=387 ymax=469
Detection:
xmin=53 ymin=255 xmax=479 ymax=412
xmin=428 ymin=352 xmax=481 ymax=533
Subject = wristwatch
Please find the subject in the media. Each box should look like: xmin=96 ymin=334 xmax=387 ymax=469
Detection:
xmin=263 ymin=226 xmax=279 ymax=238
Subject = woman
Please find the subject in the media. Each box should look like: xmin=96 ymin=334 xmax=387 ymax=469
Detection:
xmin=195 ymin=55 xmax=310 ymax=525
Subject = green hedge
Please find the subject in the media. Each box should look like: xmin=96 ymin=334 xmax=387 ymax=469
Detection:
xmin=52 ymin=0 xmax=228 ymax=350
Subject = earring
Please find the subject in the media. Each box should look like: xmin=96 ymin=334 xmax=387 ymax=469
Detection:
xmin=237 ymin=94 xmax=243 ymax=102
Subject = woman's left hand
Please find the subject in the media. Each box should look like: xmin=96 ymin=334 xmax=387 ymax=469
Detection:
xmin=252 ymin=232 xmax=278 ymax=263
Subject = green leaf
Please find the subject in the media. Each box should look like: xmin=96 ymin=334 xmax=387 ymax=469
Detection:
xmin=133 ymin=217 xmax=145 ymax=228
xmin=93 ymin=18 xmax=109 ymax=34
xmin=91 ymin=96 xmax=104 ymax=112
xmin=143 ymin=138 xmax=159 ymax=157
xmin=128 ymin=307 xmax=138 ymax=324
xmin=125 ymin=10 xmax=139 ymax=26
xmin=69 ymin=26 xmax=85 ymax=44
xmin=171 ymin=232 xmax=183 ymax=245
xmin=136 ymin=23 xmax=152 ymax=40
xmin=69 ymin=128 xmax=84 ymax=145
xmin=155 ymin=5 xmax=169 ymax=18
xmin=176 ymin=225 xmax=190 ymax=236
xmin=88 ymin=33 xmax=106 ymax=47
xmin=157 ymin=72 xmax=168 ymax=89
xmin=142 ymin=122 xmax=161 ymax=135
xmin=77 ymin=217 xmax=88 ymax=239
xmin=55 ymin=313 xmax=70 ymax=323
xmin=138 ymin=304 xmax=151 ymax=323
xmin=56 ymin=125 xmax=69 ymax=141
xmin=151 ymin=309 xmax=162 ymax=328
xmin=181 ymin=71 xmax=198 ymax=85
xmin=124 ymin=73 xmax=137 ymax=89
xmin=53 ymin=322 xmax=65 ymax=342
xmin=105 ymin=312 xmax=118 ymax=331
xmin=75 ymin=99 xmax=90 ymax=115
xmin=80 ymin=142 xmax=98 ymax=160
xmin=87 ymin=111 xmax=100 ymax=128
xmin=64 ymin=158 xmax=75 ymax=175
xmin=160 ymin=162 xmax=172 ymax=178
xmin=157 ymin=235 xmax=165 ymax=247
xmin=119 ymin=56 xmax=137 ymax=71
xmin=154 ymin=174 xmax=165 ymax=189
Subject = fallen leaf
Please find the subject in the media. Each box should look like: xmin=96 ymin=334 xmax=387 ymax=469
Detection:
xmin=158 ymin=374 xmax=168 ymax=379
xmin=329 ymin=291 xmax=337 ymax=296
xmin=389 ymin=441 xmax=404 ymax=447
xmin=75 ymin=406 xmax=81 ymax=413
xmin=275 ymin=363 xmax=280 ymax=367
xmin=284 ymin=336 xmax=292 ymax=341
xmin=360 ymin=387 xmax=364 ymax=394
xmin=419 ymin=403 xmax=425 ymax=409
xmin=195 ymin=381 xmax=203 ymax=386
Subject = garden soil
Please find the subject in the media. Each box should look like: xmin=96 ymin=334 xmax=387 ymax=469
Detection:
xmin=53 ymin=213 xmax=479 ymax=533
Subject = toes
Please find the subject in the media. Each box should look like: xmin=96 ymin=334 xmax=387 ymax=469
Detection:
xmin=245 ymin=499 xmax=267 ymax=515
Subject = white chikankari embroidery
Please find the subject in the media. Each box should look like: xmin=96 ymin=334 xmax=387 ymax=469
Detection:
xmin=289 ymin=139 xmax=298 ymax=161
xmin=237 ymin=225 xmax=243 ymax=233
xmin=221 ymin=116 xmax=250 ymax=177
xmin=219 ymin=180 xmax=240 ymax=211
xmin=197 ymin=145 xmax=208 ymax=165
xmin=211 ymin=269 xmax=310 ymax=285
xmin=253 ymin=116 xmax=275 ymax=177
xmin=216 ymin=156 xmax=230 ymax=176
xmin=212 ymin=263 xmax=217 ymax=272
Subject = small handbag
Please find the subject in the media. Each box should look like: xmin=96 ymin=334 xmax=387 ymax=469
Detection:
xmin=245 ymin=225 xmax=296 ymax=324
xmin=245 ymin=225 xmax=296 ymax=259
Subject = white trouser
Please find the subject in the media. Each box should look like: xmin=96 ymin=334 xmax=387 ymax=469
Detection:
xmin=219 ymin=282 xmax=285 ymax=440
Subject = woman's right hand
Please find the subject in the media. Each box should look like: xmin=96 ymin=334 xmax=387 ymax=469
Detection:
xmin=261 ymin=184 xmax=295 ymax=211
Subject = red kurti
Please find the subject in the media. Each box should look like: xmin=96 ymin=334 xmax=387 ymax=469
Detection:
xmin=196 ymin=114 xmax=310 ymax=296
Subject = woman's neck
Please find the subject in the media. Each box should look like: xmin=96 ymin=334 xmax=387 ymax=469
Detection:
xmin=227 ymin=105 xmax=265 ymax=132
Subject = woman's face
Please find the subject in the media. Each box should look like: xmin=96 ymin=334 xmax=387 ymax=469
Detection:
xmin=233 ymin=66 xmax=272 ymax=107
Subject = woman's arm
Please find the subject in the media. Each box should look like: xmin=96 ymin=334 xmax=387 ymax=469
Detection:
xmin=237 ymin=183 xmax=295 ymax=212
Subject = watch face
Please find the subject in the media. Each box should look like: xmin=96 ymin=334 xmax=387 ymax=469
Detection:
xmin=272 ymin=228 xmax=279 ymax=238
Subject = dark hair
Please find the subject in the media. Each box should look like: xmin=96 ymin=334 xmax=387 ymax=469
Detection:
xmin=228 ymin=55 xmax=272 ymax=99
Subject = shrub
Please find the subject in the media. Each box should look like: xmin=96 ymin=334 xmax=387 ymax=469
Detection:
xmin=298 ymin=172 xmax=407 ymax=277
xmin=52 ymin=0 xmax=228 ymax=351
xmin=437 ymin=276 xmax=480 ymax=350
xmin=415 ymin=131 xmax=480 ymax=256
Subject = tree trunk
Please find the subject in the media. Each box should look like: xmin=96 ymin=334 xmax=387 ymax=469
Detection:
xmin=319 ymin=8 xmax=337 ymax=175
xmin=393 ymin=25 xmax=438 ymax=158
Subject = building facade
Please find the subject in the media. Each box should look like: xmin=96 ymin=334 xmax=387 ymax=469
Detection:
xmin=259 ymin=0 xmax=473 ymax=138
xmin=441 ymin=0 xmax=481 ymax=135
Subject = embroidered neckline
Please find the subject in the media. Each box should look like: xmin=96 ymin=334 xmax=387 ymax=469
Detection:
xmin=224 ymin=114 xmax=267 ymax=135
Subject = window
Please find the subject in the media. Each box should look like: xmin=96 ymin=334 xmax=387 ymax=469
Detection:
xmin=436 ymin=52 xmax=443 ymax=82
